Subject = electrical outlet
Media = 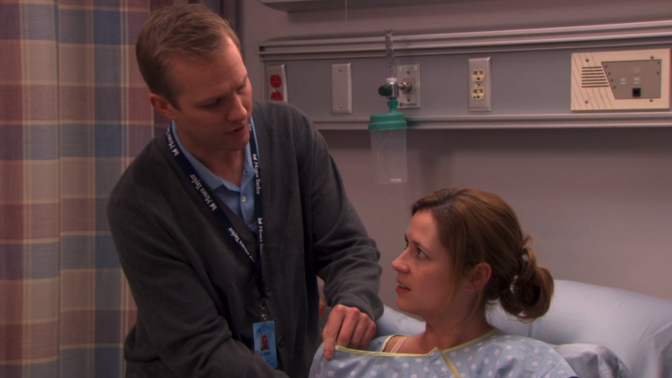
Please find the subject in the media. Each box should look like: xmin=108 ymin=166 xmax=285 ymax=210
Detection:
xmin=468 ymin=57 xmax=491 ymax=111
xmin=471 ymin=86 xmax=485 ymax=100
xmin=266 ymin=64 xmax=287 ymax=102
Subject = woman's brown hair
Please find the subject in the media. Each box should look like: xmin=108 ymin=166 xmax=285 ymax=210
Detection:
xmin=412 ymin=188 xmax=554 ymax=321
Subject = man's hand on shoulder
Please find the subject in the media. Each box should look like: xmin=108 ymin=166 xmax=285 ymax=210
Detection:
xmin=322 ymin=304 xmax=376 ymax=360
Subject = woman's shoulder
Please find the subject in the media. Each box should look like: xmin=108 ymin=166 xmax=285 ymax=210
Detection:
xmin=491 ymin=332 xmax=559 ymax=351
xmin=442 ymin=331 xmax=564 ymax=363
xmin=461 ymin=332 xmax=577 ymax=377
xmin=470 ymin=331 xmax=560 ymax=355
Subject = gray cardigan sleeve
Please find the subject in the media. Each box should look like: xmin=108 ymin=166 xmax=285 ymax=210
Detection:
xmin=308 ymin=133 xmax=384 ymax=319
xmin=254 ymin=101 xmax=384 ymax=321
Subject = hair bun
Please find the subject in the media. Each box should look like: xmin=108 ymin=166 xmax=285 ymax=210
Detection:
xmin=502 ymin=247 xmax=554 ymax=322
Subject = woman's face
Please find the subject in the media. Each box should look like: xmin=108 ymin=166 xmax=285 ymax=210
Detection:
xmin=391 ymin=210 xmax=455 ymax=319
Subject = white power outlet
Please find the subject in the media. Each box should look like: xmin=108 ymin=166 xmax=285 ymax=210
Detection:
xmin=468 ymin=57 xmax=491 ymax=111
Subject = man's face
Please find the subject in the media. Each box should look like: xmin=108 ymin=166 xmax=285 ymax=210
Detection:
xmin=159 ymin=38 xmax=253 ymax=159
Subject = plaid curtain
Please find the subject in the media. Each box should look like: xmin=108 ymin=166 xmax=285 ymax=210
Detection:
xmin=0 ymin=0 xmax=156 ymax=376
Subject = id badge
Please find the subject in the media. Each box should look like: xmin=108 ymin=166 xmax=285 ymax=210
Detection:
xmin=253 ymin=321 xmax=278 ymax=368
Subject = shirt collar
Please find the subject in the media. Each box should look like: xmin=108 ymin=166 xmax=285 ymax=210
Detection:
xmin=170 ymin=119 xmax=256 ymax=191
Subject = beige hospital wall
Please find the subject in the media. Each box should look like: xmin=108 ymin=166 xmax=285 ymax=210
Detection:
xmin=239 ymin=0 xmax=672 ymax=307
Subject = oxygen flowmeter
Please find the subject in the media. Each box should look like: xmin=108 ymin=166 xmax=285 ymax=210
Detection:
xmin=368 ymin=30 xmax=408 ymax=184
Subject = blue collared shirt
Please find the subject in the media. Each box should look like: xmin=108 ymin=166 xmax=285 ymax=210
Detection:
xmin=170 ymin=119 xmax=258 ymax=234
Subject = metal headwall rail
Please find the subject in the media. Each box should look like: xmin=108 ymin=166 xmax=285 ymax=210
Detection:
xmin=259 ymin=20 xmax=672 ymax=60
xmin=309 ymin=113 xmax=672 ymax=130
xmin=258 ymin=21 xmax=672 ymax=130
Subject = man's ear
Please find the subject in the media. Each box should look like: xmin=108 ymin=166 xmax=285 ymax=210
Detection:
xmin=465 ymin=262 xmax=492 ymax=292
xmin=149 ymin=93 xmax=177 ymax=120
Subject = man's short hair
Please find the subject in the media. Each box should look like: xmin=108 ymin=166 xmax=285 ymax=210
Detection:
xmin=135 ymin=4 xmax=241 ymax=107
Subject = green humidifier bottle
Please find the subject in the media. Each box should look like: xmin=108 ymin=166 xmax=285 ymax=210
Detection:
xmin=368 ymin=79 xmax=408 ymax=184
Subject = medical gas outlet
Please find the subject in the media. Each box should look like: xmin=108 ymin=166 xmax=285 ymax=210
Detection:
xmin=396 ymin=65 xmax=421 ymax=109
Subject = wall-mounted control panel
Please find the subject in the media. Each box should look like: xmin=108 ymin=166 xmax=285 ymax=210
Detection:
xmin=571 ymin=49 xmax=670 ymax=111
xmin=266 ymin=64 xmax=288 ymax=102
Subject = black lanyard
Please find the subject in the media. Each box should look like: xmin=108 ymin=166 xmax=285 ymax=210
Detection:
xmin=165 ymin=124 xmax=269 ymax=319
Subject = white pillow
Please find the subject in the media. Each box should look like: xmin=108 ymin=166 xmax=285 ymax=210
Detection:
xmin=488 ymin=280 xmax=672 ymax=378
xmin=553 ymin=343 xmax=630 ymax=378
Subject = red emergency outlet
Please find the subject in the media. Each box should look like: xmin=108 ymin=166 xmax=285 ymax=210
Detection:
xmin=270 ymin=91 xmax=283 ymax=101
xmin=269 ymin=75 xmax=282 ymax=89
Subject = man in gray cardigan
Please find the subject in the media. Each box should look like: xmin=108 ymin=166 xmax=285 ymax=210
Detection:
xmin=107 ymin=4 xmax=383 ymax=378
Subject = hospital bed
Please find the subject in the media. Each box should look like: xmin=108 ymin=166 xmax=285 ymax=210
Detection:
xmin=375 ymin=280 xmax=672 ymax=378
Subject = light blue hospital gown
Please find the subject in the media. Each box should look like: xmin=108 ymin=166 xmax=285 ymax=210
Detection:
xmin=309 ymin=330 xmax=578 ymax=378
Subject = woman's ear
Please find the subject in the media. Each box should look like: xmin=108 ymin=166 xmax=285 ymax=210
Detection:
xmin=465 ymin=262 xmax=492 ymax=292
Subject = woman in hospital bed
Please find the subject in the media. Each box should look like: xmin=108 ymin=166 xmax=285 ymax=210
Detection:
xmin=310 ymin=188 xmax=578 ymax=378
